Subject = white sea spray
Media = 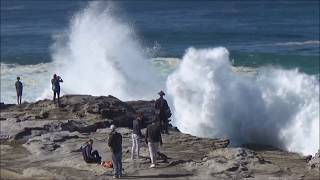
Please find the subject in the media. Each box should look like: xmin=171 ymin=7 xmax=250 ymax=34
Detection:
xmin=39 ymin=1 xmax=161 ymax=101
xmin=167 ymin=47 xmax=319 ymax=155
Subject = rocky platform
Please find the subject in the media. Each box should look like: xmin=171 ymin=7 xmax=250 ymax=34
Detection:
xmin=0 ymin=95 xmax=319 ymax=180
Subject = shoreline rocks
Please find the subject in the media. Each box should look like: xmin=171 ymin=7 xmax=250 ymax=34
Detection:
xmin=1 ymin=95 xmax=319 ymax=179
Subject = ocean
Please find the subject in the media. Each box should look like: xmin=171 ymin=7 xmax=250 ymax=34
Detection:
xmin=1 ymin=0 xmax=319 ymax=155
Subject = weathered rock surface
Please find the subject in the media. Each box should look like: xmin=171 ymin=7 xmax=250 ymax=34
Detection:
xmin=0 ymin=95 xmax=319 ymax=179
xmin=0 ymin=95 xmax=137 ymax=127
xmin=308 ymin=150 xmax=320 ymax=170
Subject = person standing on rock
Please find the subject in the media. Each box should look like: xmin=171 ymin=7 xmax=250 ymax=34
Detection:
xmin=131 ymin=112 xmax=143 ymax=160
xmin=81 ymin=139 xmax=102 ymax=164
xmin=15 ymin=76 xmax=23 ymax=105
xmin=108 ymin=125 xmax=123 ymax=178
xmin=51 ymin=74 xmax=63 ymax=105
xmin=145 ymin=120 xmax=163 ymax=168
xmin=155 ymin=90 xmax=171 ymax=134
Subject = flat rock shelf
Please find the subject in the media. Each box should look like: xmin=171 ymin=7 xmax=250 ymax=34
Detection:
xmin=0 ymin=95 xmax=319 ymax=180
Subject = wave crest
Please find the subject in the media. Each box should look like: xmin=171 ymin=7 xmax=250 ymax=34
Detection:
xmin=167 ymin=47 xmax=319 ymax=155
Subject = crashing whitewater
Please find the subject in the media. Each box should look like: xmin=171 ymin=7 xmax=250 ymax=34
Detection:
xmin=3 ymin=2 xmax=319 ymax=155
xmin=167 ymin=47 xmax=319 ymax=155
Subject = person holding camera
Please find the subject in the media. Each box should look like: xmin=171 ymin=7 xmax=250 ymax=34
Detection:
xmin=51 ymin=74 xmax=63 ymax=105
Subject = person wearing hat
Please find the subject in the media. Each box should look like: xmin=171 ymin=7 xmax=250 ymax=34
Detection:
xmin=15 ymin=76 xmax=23 ymax=105
xmin=108 ymin=125 xmax=123 ymax=178
xmin=154 ymin=90 xmax=171 ymax=134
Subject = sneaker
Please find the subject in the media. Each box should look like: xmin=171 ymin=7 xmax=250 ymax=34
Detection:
xmin=113 ymin=175 xmax=119 ymax=179
xmin=150 ymin=164 xmax=156 ymax=168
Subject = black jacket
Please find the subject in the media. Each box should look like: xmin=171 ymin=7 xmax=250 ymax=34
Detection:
xmin=145 ymin=123 xmax=162 ymax=144
xmin=108 ymin=131 xmax=122 ymax=153
xmin=155 ymin=98 xmax=170 ymax=119
xmin=132 ymin=118 xmax=142 ymax=136
xmin=81 ymin=143 xmax=93 ymax=161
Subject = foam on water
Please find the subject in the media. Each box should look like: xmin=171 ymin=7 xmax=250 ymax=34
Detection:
xmin=167 ymin=47 xmax=319 ymax=155
xmin=39 ymin=1 xmax=161 ymax=101
xmin=0 ymin=63 xmax=53 ymax=103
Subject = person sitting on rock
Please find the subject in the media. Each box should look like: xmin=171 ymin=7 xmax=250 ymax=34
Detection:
xmin=145 ymin=119 xmax=163 ymax=168
xmin=51 ymin=74 xmax=63 ymax=105
xmin=81 ymin=139 xmax=102 ymax=164
xmin=155 ymin=90 xmax=171 ymax=134
xmin=108 ymin=125 xmax=123 ymax=179
xmin=15 ymin=76 xmax=23 ymax=105
xmin=131 ymin=112 xmax=144 ymax=160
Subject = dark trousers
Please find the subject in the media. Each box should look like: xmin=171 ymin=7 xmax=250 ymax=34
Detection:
xmin=160 ymin=118 xmax=169 ymax=134
xmin=17 ymin=95 xmax=22 ymax=104
xmin=53 ymin=89 xmax=60 ymax=104
xmin=112 ymin=151 xmax=122 ymax=176
xmin=86 ymin=150 xmax=101 ymax=163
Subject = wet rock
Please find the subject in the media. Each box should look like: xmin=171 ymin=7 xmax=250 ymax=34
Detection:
xmin=308 ymin=150 xmax=320 ymax=170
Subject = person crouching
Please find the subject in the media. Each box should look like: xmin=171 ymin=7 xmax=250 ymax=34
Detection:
xmin=81 ymin=139 xmax=102 ymax=164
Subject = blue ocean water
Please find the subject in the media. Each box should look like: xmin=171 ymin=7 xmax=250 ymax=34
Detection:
xmin=1 ymin=0 xmax=319 ymax=74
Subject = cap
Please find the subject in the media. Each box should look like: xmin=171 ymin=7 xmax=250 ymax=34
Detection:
xmin=158 ymin=90 xmax=165 ymax=96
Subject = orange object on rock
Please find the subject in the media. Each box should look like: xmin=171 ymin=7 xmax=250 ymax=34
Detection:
xmin=101 ymin=160 xmax=113 ymax=168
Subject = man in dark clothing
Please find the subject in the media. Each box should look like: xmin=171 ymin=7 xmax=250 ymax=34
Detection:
xmin=108 ymin=125 xmax=123 ymax=178
xmin=155 ymin=90 xmax=171 ymax=134
xmin=131 ymin=112 xmax=143 ymax=160
xmin=51 ymin=74 xmax=63 ymax=105
xmin=80 ymin=139 xmax=101 ymax=164
xmin=15 ymin=76 xmax=23 ymax=105
xmin=145 ymin=119 xmax=163 ymax=168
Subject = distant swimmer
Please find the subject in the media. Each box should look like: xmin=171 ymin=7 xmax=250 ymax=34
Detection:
xmin=51 ymin=74 xmax=63 ymax=105
xmin=15 ymin=76 xmax=23 ymax=105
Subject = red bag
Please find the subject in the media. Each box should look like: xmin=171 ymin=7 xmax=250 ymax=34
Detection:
xmin=101 ymin=160 xmax=113 ymax=168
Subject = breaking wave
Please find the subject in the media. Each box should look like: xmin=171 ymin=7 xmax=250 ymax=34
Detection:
xmin=40 ymin=1 xmax=161 ymax=101
xmin=167 ymin=47 xmax=319 ymax=155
